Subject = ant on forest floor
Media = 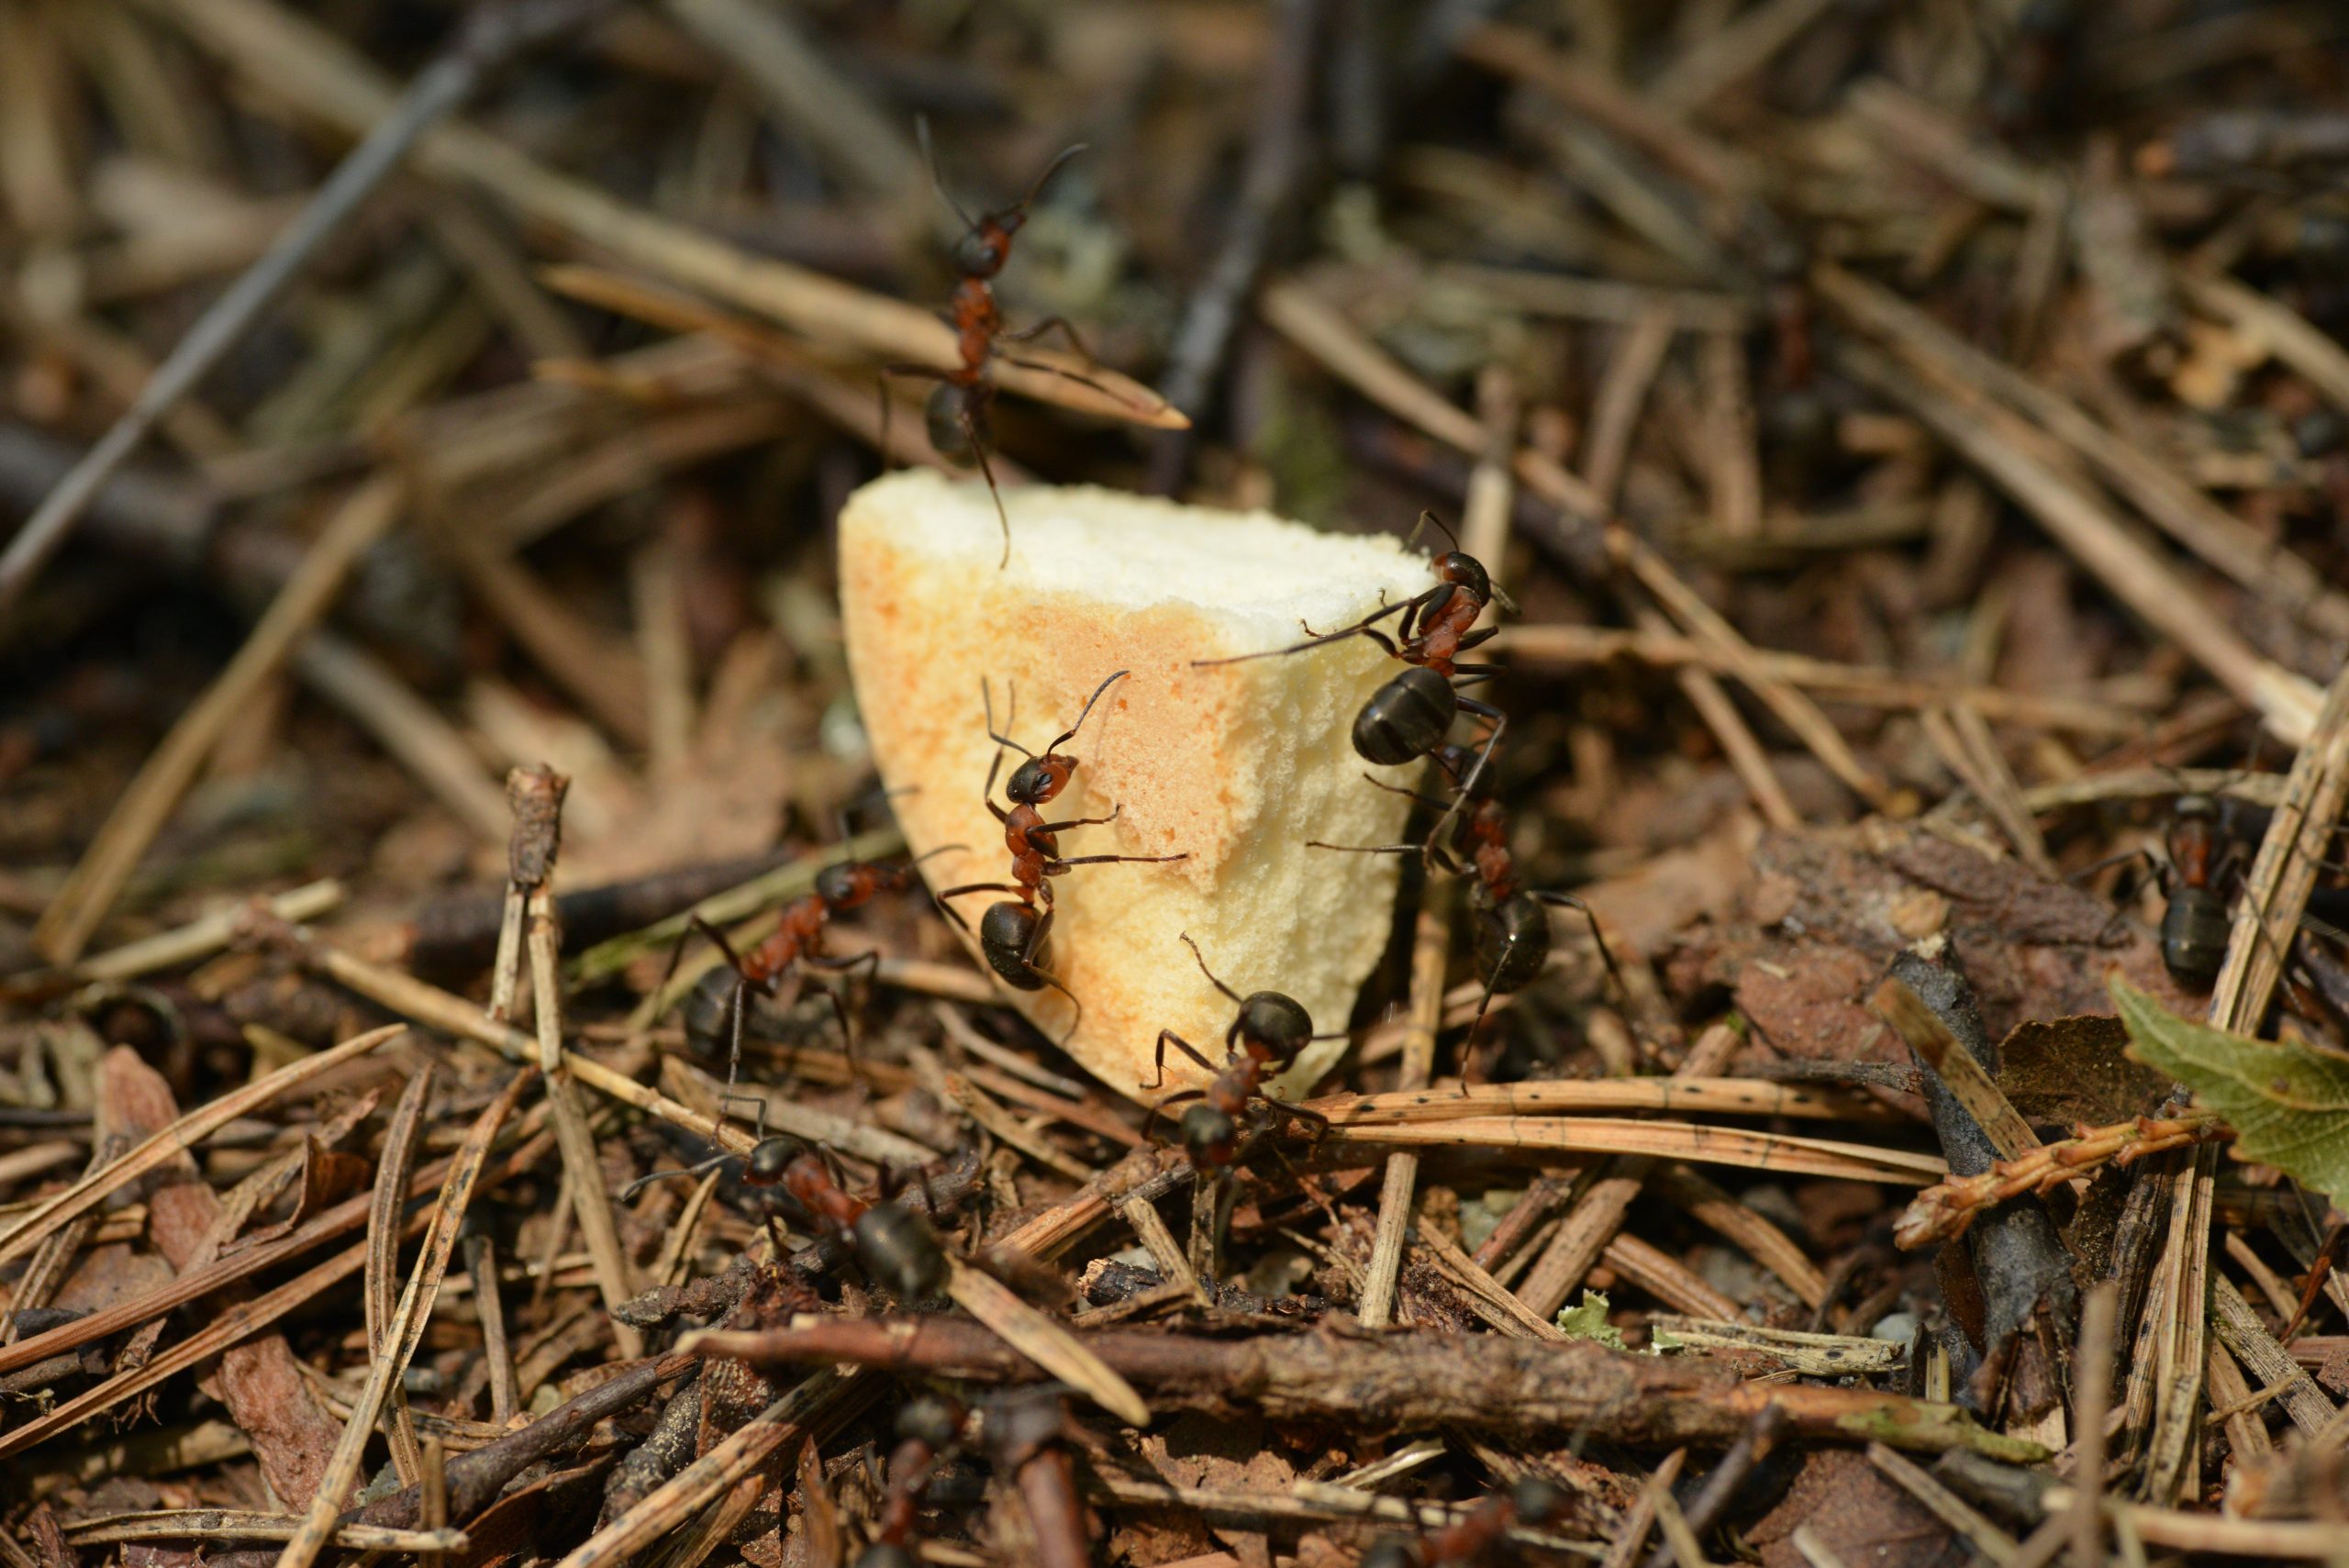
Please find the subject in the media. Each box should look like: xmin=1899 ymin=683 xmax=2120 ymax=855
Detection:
xmin=1192 ymin=512 xmax=1511 ymax=859
xmin=659 ymin=843 xmax=963 ymax=1112
xmin=1316 ymin=741 xmax=1622 ymax=1042
xmin=934 ymin=671 xmax=1186 ymax=1034
xmin=625 ymin=1126 xmax=952 ymax=1302
xmin=1140 ymin=934 xmax=1347 ymax=1168
xmin=885 ymin=120 xmax=1144 ymax=567
xmin=852 ymin=1391 xmax=969 ymax=1568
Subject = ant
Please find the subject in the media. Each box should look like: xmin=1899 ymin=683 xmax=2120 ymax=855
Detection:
xmin=934 ymin=671 xmax=1187 ymax=1030
xmin=1192 ymin=512 xmax=1510 ymax=856
xmin=1315 ymin=743 xmax=1620 ymax=1040
xmin=885 ymin=120 xmax=1134 ymax=567
xmin=2155 ymin=794 xmax=2232 ymax=987
xmin=1359 ymin=1476 xmax=1563 ymax=1568
xmin=852 ymin=1392 xmax=968 ymax=1568
xmin=625 ymin=1131 xmax=952 ymax=1302
xmin=668 ymin=846 xmax=964 ymax=1098
xmin=1140 ymin=934 xmax=1345 ymax=1168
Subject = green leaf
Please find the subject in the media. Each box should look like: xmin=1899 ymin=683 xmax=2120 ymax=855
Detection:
xmin=1554 ymin=1290 xmax=1628 ymax=1350
xmin=2112 ymin=975 xmax=2349 ymax=1205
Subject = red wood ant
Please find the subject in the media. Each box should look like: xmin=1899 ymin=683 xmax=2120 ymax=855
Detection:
xmin=626 ymin=1132 xmax=952 ymax=1301
xmin=2155 ymin=794 xmax=2232 ymax=987
xmin=670 ymin=846 xmax=963 ymax=1095
xmin=1140 ymin=934 xmax=1345 ymax=1167
xmin=1192 ymin=513 xmax=1510 ymax=855
xmin=1359 ymin=1476 xmax=1563 ymax=1568
xmin=1315 ymin=742 xmax=1620 ymax=1040
xmin=853 ymin=1392 xmax=968 ymax=1568
xmin=934 ymin=670 xmax=1187 ymax=1032
xmin=885 ymin=120 xmax=1135 ymax=567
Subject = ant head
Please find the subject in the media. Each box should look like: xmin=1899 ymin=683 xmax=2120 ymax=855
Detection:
xmin=1434 ymin=550 xmax=1492 ymax=603
xmin=813 ymin=862 xmax=865 ymax=907
xmin=896 ymin=1395 xmax=963 ymax=1451
xmin=1179 ymin=1101 xmax=1237 ymax=1158
xmin=1236 ymin=991 xmax=1314 ymax=1062
xmin=1007 ymin=753 xmax=1076 ymax=806
xmin=1509 ymin=1475 xmax=1563 ymax=1525
xmin=952 ymin=223 xmax=1015 ymax=280
xmin=744 ymin=1136 xmax=807 ymax=1185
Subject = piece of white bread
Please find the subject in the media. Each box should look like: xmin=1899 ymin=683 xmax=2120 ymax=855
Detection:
xmin=838 ymin=471 xmax=1433 ymax=1105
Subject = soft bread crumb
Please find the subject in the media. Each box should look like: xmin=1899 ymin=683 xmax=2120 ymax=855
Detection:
xmin=839 ymin=471 xmax=1433 ymax=1103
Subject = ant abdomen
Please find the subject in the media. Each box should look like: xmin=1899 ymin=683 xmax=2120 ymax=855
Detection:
xmin=1237 ymin=992 xmax=1312 ymax=1060
xmin=2161 ymin=887 xmax=2229 ymax=986
xmin=853 ymin=1202 xmax=952 ymax=1299
xmin=1353 ymin=666 xmax=1458 ymax=766
xmin=979 ymin=902 xmax=1050 ymax=989
xmin=1474 ymin=896 xmax=1552 ymax=995
xmin=926 ymin=383 xmax=980 ymax=458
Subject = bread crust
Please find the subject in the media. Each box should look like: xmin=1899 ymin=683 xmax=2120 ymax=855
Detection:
xmin=839 ymin=473 xmax=1432 ymax=1103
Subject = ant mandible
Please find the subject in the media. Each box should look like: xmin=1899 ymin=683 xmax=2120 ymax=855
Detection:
xmin=1315 ymin=742 xmax=1621 ymax=1040
xmin=1140 ymin=934 xmax=1345 ymax=1167
xmin=853 ymin=1392 xmax=968 ymax=1568
xmin=668 ymin=846 xmax=963 ymax=1097
xmin=934 ymin=670 xmax=1187 ymax=1029
xmin=885 ymin=120 xmax=1132 ymax=568
xmin=1359 ymin=1476 xmax=1564 ymax=1568
xmin=626 ymin=1131 xmax=952 ymax=1302
xmin=1192 ymin=512 xmax=1511 ymax=855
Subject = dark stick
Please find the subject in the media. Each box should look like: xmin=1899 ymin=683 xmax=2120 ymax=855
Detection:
xmin=689 ymin=1319 xmax=2047 ymax=1459
xmin=1641 ymin=1404 xmax=1788 ymax=1568
xmin=0 ymin=0 xmax=618 ymax=630
xmin=1144 ymin=0 xmax=1323 ymax=494
xmin=405 ymin=852 xmax=792 ymax=974
xmin=1888 ymin=953 xmax=2076 ymax=1368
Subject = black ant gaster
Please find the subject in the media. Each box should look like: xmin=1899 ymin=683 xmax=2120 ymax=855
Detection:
xmin=1193 ymin=514 xmax=1510 ymax=851
xmin=626 ymin=1133 xmax=951 ymax=1301
xmin=934 ymin=671 xmax=1187 ymax=1029
xmin=1317 ymin=743 xmax=1620 ymax=1040
xmin=887 ymin=122 xmax=1133 ymax=567
xmin=1141 ymin=934 xmax=1341 ymax=1167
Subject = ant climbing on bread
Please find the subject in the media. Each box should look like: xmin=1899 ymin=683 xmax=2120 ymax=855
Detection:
xmin=1140 ymin=934 xmax=1346 ymax=1168
xmin=932 ymin=670 xmax=1187 ymax=1035
xmin=1193 ymin=511 xmax=1511 ymax=856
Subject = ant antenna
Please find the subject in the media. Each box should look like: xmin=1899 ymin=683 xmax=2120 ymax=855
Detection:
xmin=1009 ymin=143 xmax=1089 ymax=219
xmin=915 ymin=115 xmax=979 ymax=232
xmin=1177 ymin=932 xmax=1242 ymax=1006
xmin=1406 ymin=509 xmax=1459 ymax=552
xmin=623 ymin=1149 xmax=738 ymax=1201
xmin=982 ymin=677 xmax=1033 ymax=758
xmin=1045 ymin=670 xmax=1130 ymax=753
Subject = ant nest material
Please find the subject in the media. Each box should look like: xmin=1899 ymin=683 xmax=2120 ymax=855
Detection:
xmin=840 ymin=470 xmax=1435 ymax=1104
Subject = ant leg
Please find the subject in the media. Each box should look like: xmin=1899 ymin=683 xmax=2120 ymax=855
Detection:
xmin=998 ymin=316 xmax=1095 ymax=358
xmin=1141 ymin=1087 xmax=1206 ymax=1143
xmin=1045 ymin=851 xmax=1190 ymax=870
xmin=932 ymin=883 xmax=1028 ymax=935
xmin=1531 ymin=891 xmax=1626 ymax=995
xmin=963 ymin=406 xmax=1012 ymax=568
xmin=1143 ymin=1029 xmax=1219 ymax=1092
xmin=1266 ymin=1097 xmax=1331 ymax=1153
xmin=807 ymin=950 xmax=883 ymax=1076
xmin=1191 ymin=599 xmax=1413 ymax=668
xmin=1035 ymin=806 xmax=1123 ymax=834
xmin=1420 ymin=702 xmax=1507 ymax=862
xmin=1458 ymin=626 xmax=1502 ymax=651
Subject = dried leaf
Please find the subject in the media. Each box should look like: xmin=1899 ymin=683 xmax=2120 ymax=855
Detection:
xmin=1995 ymin=1014 xmax=2173 ymax=1126
xmin=2115 ymin=976 xmax=2349 ymax=1203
